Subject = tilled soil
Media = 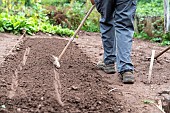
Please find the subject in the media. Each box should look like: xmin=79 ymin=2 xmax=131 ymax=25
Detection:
xmin=75 ymin=32 xmax=170 ymax=113
xmin=0 ymin=32 xmax=170 ymax=113
xmin=0 ymin=33 xmax=20 ymax=63
xmin=0 ymin=37 xmax=123 ymax=113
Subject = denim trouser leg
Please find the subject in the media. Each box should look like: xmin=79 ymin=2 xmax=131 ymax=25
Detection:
xmin=95 ymin=0 xmax=137 ymax=72
xmin=95 ymin=0 xmax=116 ymax=65
xmin=115 ymin=0 xmax=136 ymax=72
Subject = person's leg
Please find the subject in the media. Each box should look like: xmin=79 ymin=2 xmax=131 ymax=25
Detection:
xmin=114 ymin=0 xmax=137 ymax=83
xmin=114 ymin=0 xmax=136 ymax=73
xmin=95 ymin=0 xmax=116 ymax=65
xmin=95 ymin=0 xmax=116 ymax=74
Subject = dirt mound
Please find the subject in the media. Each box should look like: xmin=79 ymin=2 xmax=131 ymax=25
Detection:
xmin=0 ymin=38 xmax=123 ymax=113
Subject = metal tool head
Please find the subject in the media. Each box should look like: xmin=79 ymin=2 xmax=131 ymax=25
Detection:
xmin=52 ymin=55 xmax=60 ymax=68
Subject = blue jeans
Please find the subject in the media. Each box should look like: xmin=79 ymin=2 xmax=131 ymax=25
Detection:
xmin=94 ymin=0 xmax=137 ymax=73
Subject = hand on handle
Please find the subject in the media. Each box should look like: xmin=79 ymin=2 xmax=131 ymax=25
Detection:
xmin=90 ymin=0 xmax=95 ymax=5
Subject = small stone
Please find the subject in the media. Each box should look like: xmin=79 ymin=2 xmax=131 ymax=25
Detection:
xmin=120 ymin=106 xmax=124 ymax=109
xmin=71 ymin=86 xmax=78 ymax=90
xmin=16 ymin=48 xmax=20 ymax=51
xmin=128 ymin=109 xmax=131 ymax=112
xmin=41 ymin=97 xmax=44 ymax=100
xmin=1 ymin=79 xmax=5 ymax=83
xmin=38 ymin=104 xmax=42 ymax=109
xmin=1 ymin=105 xmax=6 ymax=109
xmin=97 ymin=101 xmax=102 ymax=105
xmin=17 ymin=108 xmax=21 ymax=112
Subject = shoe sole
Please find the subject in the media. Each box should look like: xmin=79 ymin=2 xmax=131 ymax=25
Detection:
xmin=123 ymin=76 xmax=135 ymax=84
xmin=104 ymin=69 xmax=116 ymax=74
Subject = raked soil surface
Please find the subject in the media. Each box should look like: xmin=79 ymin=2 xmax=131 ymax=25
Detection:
xmin=0 ymin=33 xmax=122 ymax=113
xmin=0 ymin=32 xmax=170 ymax=113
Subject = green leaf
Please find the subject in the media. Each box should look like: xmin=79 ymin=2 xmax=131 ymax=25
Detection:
xmin=143 ymin=100 xmax=155 ymax=104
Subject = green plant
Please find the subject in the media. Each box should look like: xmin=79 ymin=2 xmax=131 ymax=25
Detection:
xmin=135 ymin=0 xmax=170 ymax=45
xmin=134 ymin=32 xmax=151 ymax=40
xmin=0 ymin=2 xmax=74 ymax=36
xmin=136 ymin=0 xmax=163 ymax=17
xmin=64 ymin=2 xmax=86 ymax=29
xmin=40 ymin=23 xmax=74 ymax=36
xmin=56 ymin=1 xmax=100 ymax=32
xmin=143 ymin=100 xmax=155 ymax=104
xmin=151 ymin=37 xmax=162 ymax=43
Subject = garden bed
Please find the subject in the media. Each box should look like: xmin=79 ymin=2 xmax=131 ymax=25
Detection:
xmin=0 ymin=37 xmax=123 ymax=113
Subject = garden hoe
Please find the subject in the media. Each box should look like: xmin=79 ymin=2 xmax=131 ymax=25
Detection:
xmin=52 ymin=5 xmax=95 ymax=68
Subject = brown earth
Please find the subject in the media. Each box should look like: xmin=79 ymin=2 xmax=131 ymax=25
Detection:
xmin=0 ymin=33 xmax=20 ymax=64
xmin=0 ymin=32 xmax=170 ymax=113
xmin=0 ymin=33 xmax=123 ymax=113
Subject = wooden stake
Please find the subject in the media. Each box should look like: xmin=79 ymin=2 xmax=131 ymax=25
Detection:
xmin=22 ymin=47 xmax=31 ymax=66
xmin=153 ymin=103 xmax=166 ymax=113
xmin=148 ymin=50 xmax=156 ymax=84
xmin=164 ymin=0 xmax=170 ymax=32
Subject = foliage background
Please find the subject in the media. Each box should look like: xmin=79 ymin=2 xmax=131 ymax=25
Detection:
xmin=0 ymin=0 xmax=170 ymax=45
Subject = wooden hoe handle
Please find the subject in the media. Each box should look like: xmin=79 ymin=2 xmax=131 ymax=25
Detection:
xmin=58 ymin=5 xmax=96 ymax=61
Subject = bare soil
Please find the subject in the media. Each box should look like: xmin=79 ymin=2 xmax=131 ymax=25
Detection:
xmin=0 ymin=32 xmax=170 ymax=113
xmin=0 ymin=33 xmax=20 ymax=64
xmin=0 ymin=33 xmax=123 ymax=113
